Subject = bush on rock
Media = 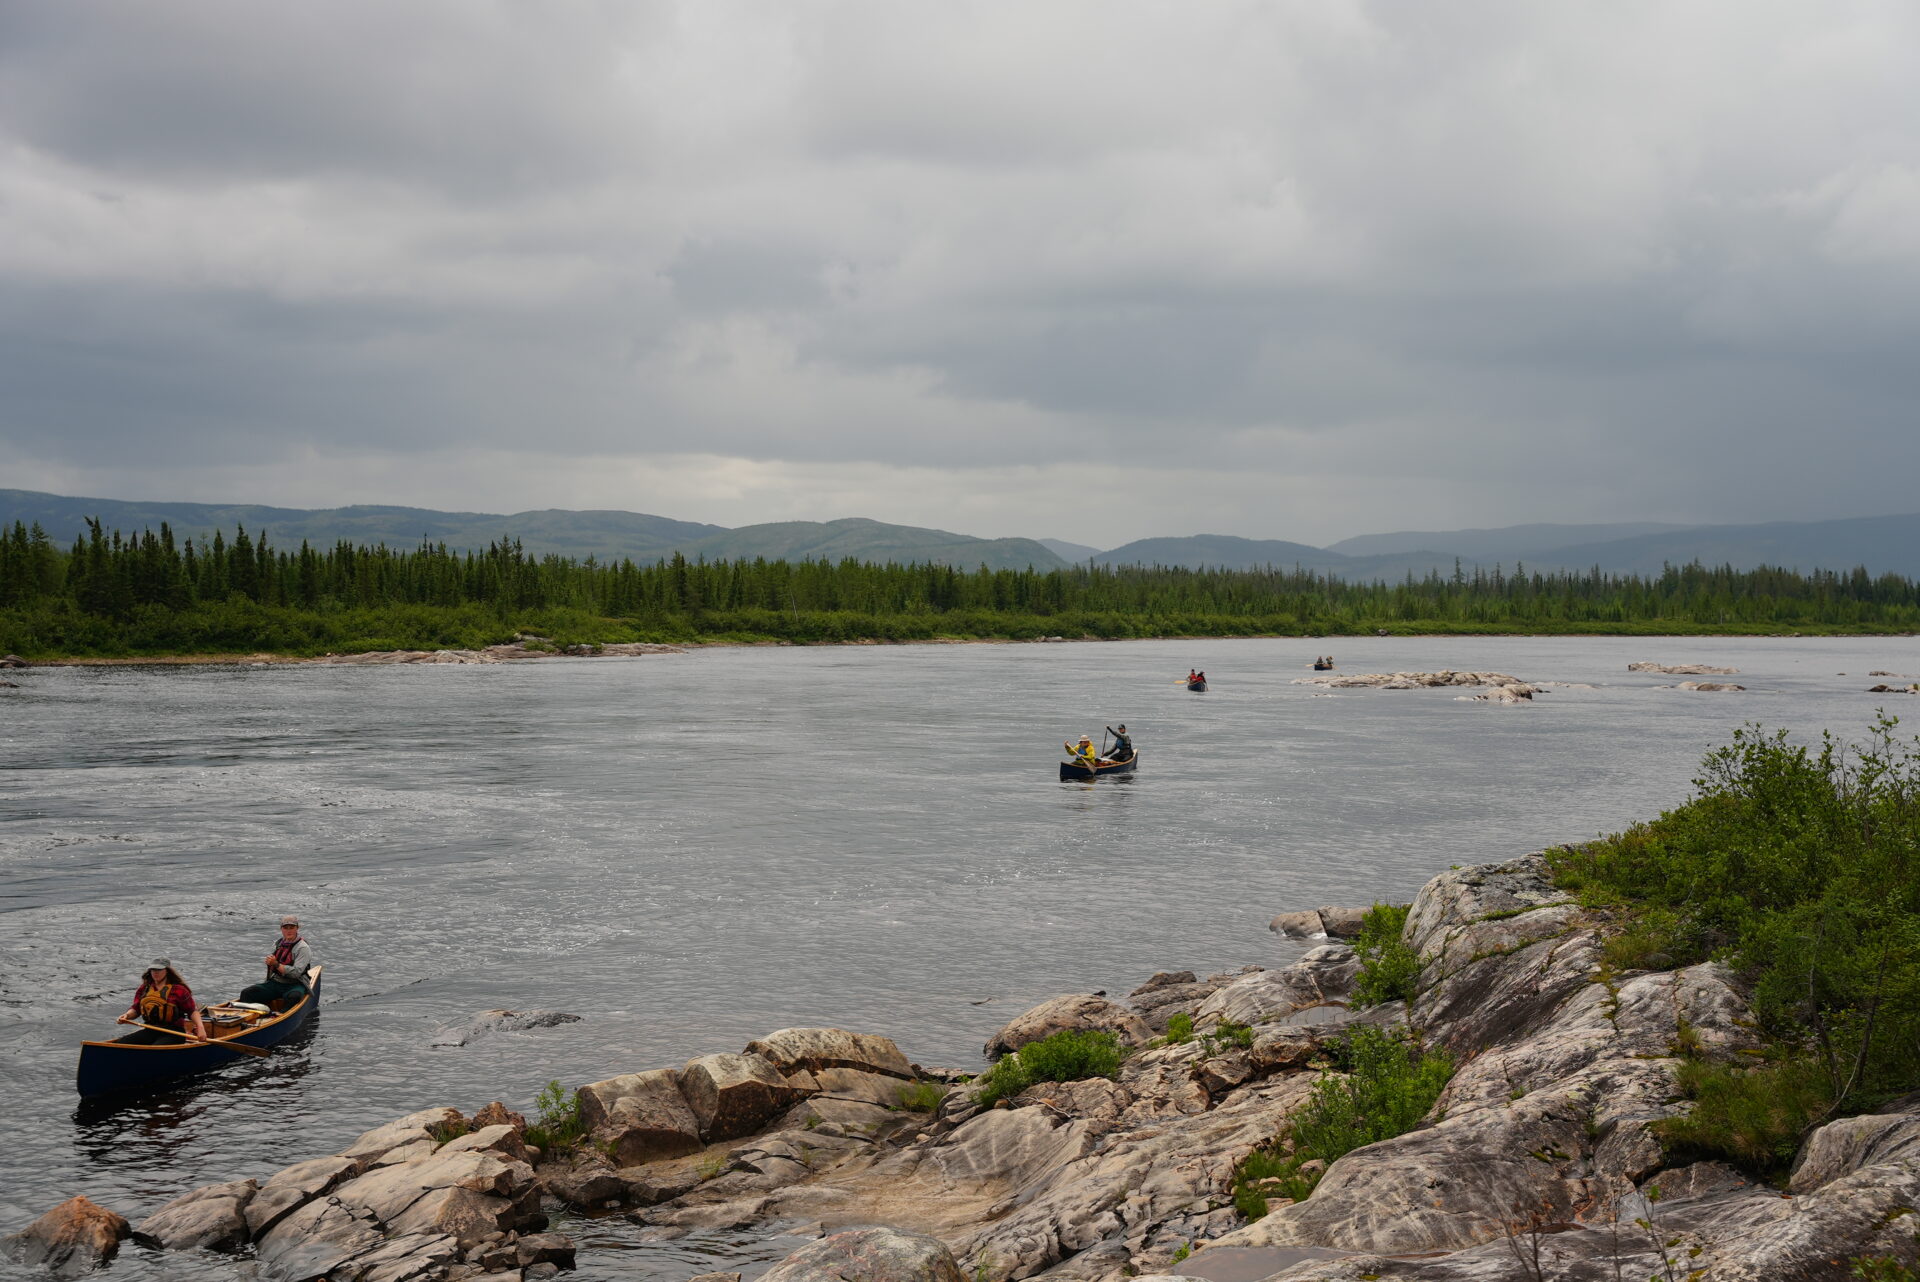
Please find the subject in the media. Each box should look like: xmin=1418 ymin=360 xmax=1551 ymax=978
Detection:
xmin=973 ymin=1030 xmax=1124 ymax=1107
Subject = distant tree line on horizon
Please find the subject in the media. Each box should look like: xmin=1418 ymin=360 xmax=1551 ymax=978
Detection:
xmin=1 ymin=518 xmax=1917 ymax=656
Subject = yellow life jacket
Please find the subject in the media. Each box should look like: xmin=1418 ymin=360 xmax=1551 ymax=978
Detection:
xmin=138 ymin=982 xmax=183 ymax=1028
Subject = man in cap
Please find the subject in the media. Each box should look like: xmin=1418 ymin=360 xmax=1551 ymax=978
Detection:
xmin=240 ymin=915 xmax=315 ymax=1010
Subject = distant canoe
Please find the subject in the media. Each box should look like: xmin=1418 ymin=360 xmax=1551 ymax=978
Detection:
xmin=76 ymin=966 xmax=323 ymax=1098
xmin=1060 ymin=754 xmax=1138 ymax=781
xmin=1311 ymin=663 xmax=1332 ymax=671
xmin=1187 ymin=679 xmax=1207 ymax=692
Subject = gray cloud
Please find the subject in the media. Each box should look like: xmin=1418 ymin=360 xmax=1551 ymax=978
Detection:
xmin=4 ymin=0 xmax=1920 ymax=547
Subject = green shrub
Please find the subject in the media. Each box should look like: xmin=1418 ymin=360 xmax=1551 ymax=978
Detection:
xmin=1231 ymin=1026 xmax=1454 ymax=1217
xmin=1229 ymin=1146 xmax=1298 ymax=1220
xmin=523 ymin=1080 xmax=588 ymax=1154
xmin=1165 ymin=1013 xmax=1195 ymax=1044
xmin=1851 ymin=1256 xmax=1920 ymax=1282
xmin=1353 ymin=903 xmax=1421 ymax=1007
xmin=1654 ymin=1057 xmax=1834 ymax=1178
xmin=1198 ymin=1019 xmax=1255 ymax=1057
xmin=1545 ymin=717 xmax=1920 ymax=1123
xmin=896 ymin=1080 xmax=947 ymax=1113
xmin=973 ymin=1030 xmax=1124 ymax=1106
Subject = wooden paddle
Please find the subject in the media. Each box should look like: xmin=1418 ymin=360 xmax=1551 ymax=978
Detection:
xmin=125 ymin=1020 xmax=270 ymax=1058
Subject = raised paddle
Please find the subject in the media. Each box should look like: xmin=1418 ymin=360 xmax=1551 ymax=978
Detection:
xmin=125 ymin=1020 xmax=270 ymax=1058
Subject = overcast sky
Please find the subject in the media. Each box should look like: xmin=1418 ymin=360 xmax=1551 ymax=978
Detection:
xmin=4 ymin=2 xmax=1918 ymax=547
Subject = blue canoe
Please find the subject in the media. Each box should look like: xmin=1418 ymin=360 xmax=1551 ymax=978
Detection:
xmin=1060 ymin=753 xmax=1139 ymax=781
xmin=76 ymin=966 xmax=323 ymax=1098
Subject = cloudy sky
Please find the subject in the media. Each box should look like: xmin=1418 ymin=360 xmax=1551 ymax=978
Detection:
xmin=4 ymin=2 xmax=1918 ymax=548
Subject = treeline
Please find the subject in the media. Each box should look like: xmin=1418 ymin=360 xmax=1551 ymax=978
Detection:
xmin=2 ymin=517 xmax=1919 ymax=657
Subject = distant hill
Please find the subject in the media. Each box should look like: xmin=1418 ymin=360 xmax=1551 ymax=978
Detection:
xmin=0 ymin=490 xmax=1063 ymax=571
xmin=1523 ymin=513 xmax=1920 ymax=578
xmin=1039 ymin=538 xmax=1102 ymax=563
xmin=1095 ymin=534 xmax=1344 ymax=571
xmin=679 ymin=518 xmax=1066 ymax=571
xmin=1326 ymin=522 xmax=1697 ymax=561
xmin=10 ymin=489 xmax=1919 ymax=582
xmin=0 ymin=490 xmax=724 ymax=561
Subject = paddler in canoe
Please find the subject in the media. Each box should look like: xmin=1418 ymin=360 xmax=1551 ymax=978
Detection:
xmin=117 ymin=959 xmax=211 ymax=1044
xmin=1065 ymin=733 xmax=1100 ymax=771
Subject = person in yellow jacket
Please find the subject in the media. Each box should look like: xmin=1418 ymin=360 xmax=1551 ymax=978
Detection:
xmin=1065 ymin=733 xmax=1100 ymax=769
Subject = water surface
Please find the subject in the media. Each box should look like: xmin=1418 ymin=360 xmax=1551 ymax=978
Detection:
xmin=2 ymin=634 xmax=1913 ymax=1277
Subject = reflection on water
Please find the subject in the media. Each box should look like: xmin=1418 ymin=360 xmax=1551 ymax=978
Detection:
xmin=1 ymin=634 xmax=1911 ymax=1278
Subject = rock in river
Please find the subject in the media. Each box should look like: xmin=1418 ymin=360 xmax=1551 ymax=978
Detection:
xmin=2 ymin=1196 xmax=130 ymax=1278
xmin=430 ymin=1008 xmax=582 ymax=1047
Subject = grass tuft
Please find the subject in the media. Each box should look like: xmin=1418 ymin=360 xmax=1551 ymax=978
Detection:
xmin=522 ymin=1080 xmax=589 ymax=1155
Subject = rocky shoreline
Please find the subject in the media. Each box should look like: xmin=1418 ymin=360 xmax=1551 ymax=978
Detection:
xmin=12 ymin=855 xmax=1920 ymax=1282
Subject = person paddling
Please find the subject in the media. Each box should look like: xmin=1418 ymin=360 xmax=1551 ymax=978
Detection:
xmin=1105 ymin=724 xmax=1133 ymax=762
xmin=1065 ymin=733 xmax=1100 ymax=770
xmin=241 ymin=915 xmax=314 ymax=1010
xmin=118 ymin=960 xmax=209 ymax=1044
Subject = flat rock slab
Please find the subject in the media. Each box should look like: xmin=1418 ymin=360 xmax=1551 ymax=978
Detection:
xmin=339 ymin=1106 xmax=466 ymax=1169
xmin=746 ymin=1027 xmax=914 ymax=1079
xmin=246 ymin=1154 xmax=358 ymax=1238
xmin=132 ymin=1177 xmax=256 ymax=1252
xmin=760 ymin=1226 xmax=966 ymax=1282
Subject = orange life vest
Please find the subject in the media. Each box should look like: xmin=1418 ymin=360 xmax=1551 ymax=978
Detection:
xmin=137 ymin=981 xmax=186 ymax=1028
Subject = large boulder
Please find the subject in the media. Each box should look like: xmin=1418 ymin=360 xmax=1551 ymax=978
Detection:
xmin=760 ymin=1227 xmax=966 ymax=1282
xmin=2 ymin=1196 xmax=130 ymax=1279
xmin=745 ymin=1027 xmax=914 ymax=1079
xmin=681 ymin=1053 xmax=809 ymax=1141
xmin=132 ymin=1177 xmax=256 ymax=1252
xmin=541 ymin=1151 xmax=630 ymax=1209
xmin=983 ymin=994 xmax=1152 ymax=1058
xmin=578 ymin=1068 xmax=702 ymax=1164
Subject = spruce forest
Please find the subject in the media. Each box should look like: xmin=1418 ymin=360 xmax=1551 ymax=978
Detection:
xmin=2 ymin=518 xmax=1918 ymax=659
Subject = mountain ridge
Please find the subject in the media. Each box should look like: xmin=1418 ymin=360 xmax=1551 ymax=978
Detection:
xmin=6 ymin=490 xmax=1920 ymax=579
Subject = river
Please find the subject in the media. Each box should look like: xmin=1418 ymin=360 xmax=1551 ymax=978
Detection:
xmin=2 ymin=634 xmax=1914 ymax=1278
